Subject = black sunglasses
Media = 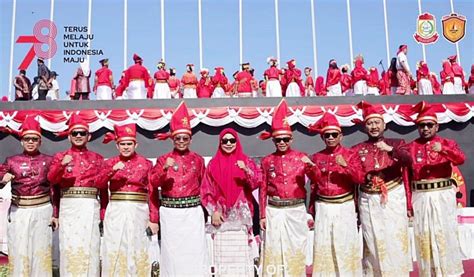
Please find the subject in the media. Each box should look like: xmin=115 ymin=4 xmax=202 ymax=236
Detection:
xmin=22 ymin=136 xmax=40 ymax=142
xmin=174 ymin=136 xmax=190 ymax=142
xmin=323 ymin=132 xmax=340 ymax=139
xmin=221 ymin=138 xmax=237 ymax=144
xmin=71 ymin=130 xmax=88 ymax=137
xmin=418 ymin=122 xmax=435 ymax=129
xmin=273 ymin=137 xmax=291 ymax=143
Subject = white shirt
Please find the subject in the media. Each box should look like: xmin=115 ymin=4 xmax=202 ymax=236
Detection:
xmin=396 ymin=52 xmax=410 ymax=73
xmin=47 ymin=79 xmax=59 ymax=100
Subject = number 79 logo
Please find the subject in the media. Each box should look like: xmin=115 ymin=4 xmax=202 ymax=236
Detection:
xmin=16 ymin=19 xmax=57 ymax=70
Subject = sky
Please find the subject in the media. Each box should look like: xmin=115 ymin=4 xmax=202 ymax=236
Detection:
xmin=1 ymin=0 xmax=472 ymax=100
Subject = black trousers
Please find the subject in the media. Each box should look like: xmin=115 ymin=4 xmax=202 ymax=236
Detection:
xmin=37 ymin=89 xmax=48 ymax=100
xmin=72 ymin=92 xmax=90 ymax=100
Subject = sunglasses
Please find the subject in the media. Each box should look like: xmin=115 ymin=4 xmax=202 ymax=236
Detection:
xmin=273 ymin=137 xmax=291 ymax=143
xmin=323 ymin=132 xmax=340 ymax=139
xmin=418 ymin=122 xmax=435 ymax=129
xmin=173 ymin=136 xmax=190 ymax=142
xmin=221 ymin=138 xmax=237 ymax=144
xmin=71 ymin=130 xmax=88 ymax=137
xmin=22 ymin=136 xmax=40 ymax=142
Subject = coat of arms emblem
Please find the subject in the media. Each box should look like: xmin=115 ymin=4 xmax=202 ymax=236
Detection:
xmin=442 ymin=13 xmax=467 ymax=43
xmin=414 ymin=13 xmax=439 ymax=44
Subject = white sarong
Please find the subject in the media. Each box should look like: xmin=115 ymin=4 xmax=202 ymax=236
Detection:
xmin=96 ymin=85 xmax=113 ymax=100
xmin=262 ymin=204 xmax=308 ymax=277
xmin=453 ymin=77 xmax=464 ymax=94
xmin=285 ymin=82 xmax=300 ymax=97
xmin=7 ymin=203 xmax=53 ymax=276
xmin=312 ymin=199 xmax=362 ymax=277
xmin=183 ymin=87 xmax=197 ymax=98
xmin=327 ymin=83 xmax=343 ymax=96
xmin=125 ymin=80 xmax=147 ymax=99
xmin=153 ymin=83 xmax=171 ymax=99
xmin=359 ymin=185 xmax=412 ymax=276
xmin=59 ymin=197 xmax=100 ymax=277
xmin=442 ymin=82 xmax=456 ymax=95
xmin=354 ymin=80 xmax=368 ymax=95
xmin=212 ymin=87 xmax=227 ymax=98
xmin=418 ymin=79 xmax=433 ymax=95
xmin=212 ymin=229 xmax=254 ymax=277
xmin=160 ymin=206 xmax=208 ymax=276
xmin=412 ymin=187 xmax=464 ymax=276
xmin=366 ymin=86 xmax=380 ymax=96
xmin=102 ymin=201 xmax=151 ymax=277
xmin=266 ymin=80 xmax=282 ymax=97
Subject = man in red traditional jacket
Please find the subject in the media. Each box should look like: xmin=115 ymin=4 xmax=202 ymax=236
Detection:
xmin=149 ymin=101 xmax=208 ymax=276
xmin=47 ymin=114 xmax=107 ymax=277
xmin=0 ymin=116 xmax=56 ymax=276
xmin=304 ymin=112 xmax=362 ymax=276
xmin=94 ymin=58 xmax=114 ymax=100
xmin=405 ymin=101 xmax=465 ymax=276
xmin=259 ymin=99 xmax=313 ymax=276
xmin=97 ymin=123 xmax=158 ymax=276
xmin=122 ymin=53 xmax=153 ymax=99
xmin=351 ymin=101 xmax=413 ymax=276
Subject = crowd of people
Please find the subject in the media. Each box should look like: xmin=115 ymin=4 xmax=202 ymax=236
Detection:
xmin=10 ymin=44 xmax=474 ymax=101
xmin=0 ymin=99 xmax=466 ymax=276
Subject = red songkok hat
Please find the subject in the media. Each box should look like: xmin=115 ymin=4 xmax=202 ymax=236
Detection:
xmin=133 ymin=53 xmax=142 ymax=62
xmin=354 ymin=101 xmax=384 ymax=124
xmin=20 ymin=116 xmax=41 ymax=137
xmin=308 ymin=112 xmax=341 ymax=134
xmin=413 ymin=101 xmax=438 ymax=124
xmin=103 ymin=123 xmax=137 ymax=144
xmin=156 ymin=101 xmax=192 ymax=140
xmin=214 ymin=66 xmax=224 ymax=72
xmin=259 ymin=99 xmax=292 ymax=140
xmin=67 ymin=114 xmax=89 ymax=133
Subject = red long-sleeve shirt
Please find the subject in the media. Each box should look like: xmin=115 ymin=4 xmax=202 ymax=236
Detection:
xmin=259 ymin=149 xmax=309 ymax=219
xmin=405 ymin=136 xmax=465 ymax=181
xmin=47 ymin=147 xmax=108 ymax=219
xmin=149 ymin=150 xmax=205 ymax=221
xmin=95 ymin=153 xmax=159 ymax=223
xmin=0 ymin=152 xmax=59 ymax=216
xmin=351 ymin=138 xmax=413 ymax=211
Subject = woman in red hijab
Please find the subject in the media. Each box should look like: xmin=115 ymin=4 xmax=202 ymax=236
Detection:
xmin=202 ymin=128 xmax=261 ymax=275
xmin=417 ymin=61 xmax=433 ymax=95
xmin=440 ymin=60 xmax=456 ymax=95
